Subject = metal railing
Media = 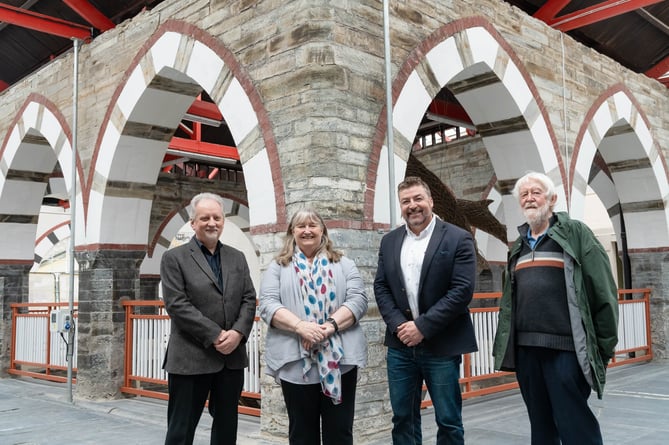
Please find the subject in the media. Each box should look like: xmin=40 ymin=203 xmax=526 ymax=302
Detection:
xmin=10 ymin=289 xmax=653 ymax=416
xmin=610 ymin=288 xmax=653 ymax=367
xmin=119 ymin=300 xmax=262 ymax=416
xmin=460 ymin=292 xmax=518 ymax=400
xmin=9 ymin=302 xmax=78 ymax=383
xmin=420 ymin=289 xmax=653 ymax=407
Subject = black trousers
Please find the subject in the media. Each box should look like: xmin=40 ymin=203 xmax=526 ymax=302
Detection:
xmin=516 ymin=346 xmax=603 ymax=445
xmin=280 ymin=367 xmax=358 ymax=445
xmin=165 ymin=368 xmax=244 ymax=445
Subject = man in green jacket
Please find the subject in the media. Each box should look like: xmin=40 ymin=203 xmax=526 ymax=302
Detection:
xmin=493 ymin=171 xmax=618 ymax=445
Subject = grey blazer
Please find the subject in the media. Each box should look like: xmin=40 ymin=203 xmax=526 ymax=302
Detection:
xmin=160 ymin=237 xmax=257 ymax=374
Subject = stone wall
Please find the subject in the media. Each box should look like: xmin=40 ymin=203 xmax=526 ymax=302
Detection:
xmin=74 ymin=250 xmax=145 ymax=398
xmin=253 ymin=227 xmax=387 ymax=443
xmin=414 ymin=137 xmax=495 ymax=201
xmin=0 ymin=1 xmax=666 ymax=214
xmin=0 ymin=267 xmax=31 ymax=374
xmin=628 ymin=252 xmax=669 ymax=359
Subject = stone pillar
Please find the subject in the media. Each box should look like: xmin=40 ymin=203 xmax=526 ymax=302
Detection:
xmin=139 ymin=275 xmax=161 ymax=300
xmin=628 ymin=251 xmax=669 ymax=359
xmin=0 ymin=263 xmax=31 ymax=374
xmin=74 ymin=249 xmax=145 ymax=399
xmin=254 ymin=229 xmax=392 ymax=444
xmin=629 ymin=252 xmax=669 ymax=358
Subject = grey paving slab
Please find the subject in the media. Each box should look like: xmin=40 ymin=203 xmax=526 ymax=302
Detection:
xmin=1 ymin=359 xmax=667 ymax=444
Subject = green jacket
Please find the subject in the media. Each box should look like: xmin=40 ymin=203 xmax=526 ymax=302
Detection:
xmin=492 ymin=211 xmax=619 ymax=398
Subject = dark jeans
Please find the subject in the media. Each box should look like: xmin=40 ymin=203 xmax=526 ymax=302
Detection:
xmin=280 ymin=367 xmax=358 ymax=445
xmin=387 ymin=346 xmax=463 ymax=445
xmin=165 ymin=368 xmax=244 ymax=445
xmin=516 ymin=346 xmax=603 ymax=445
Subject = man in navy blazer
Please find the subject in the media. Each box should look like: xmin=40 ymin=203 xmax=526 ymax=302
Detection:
xmin=374 ymin=176 xmax=477 ymax=445
xmin=161 ymin=192 xmax=256 ymax=445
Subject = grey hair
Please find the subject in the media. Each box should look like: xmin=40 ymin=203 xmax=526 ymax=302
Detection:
xmin=512 ymin=172 xmax=557 ymax=202
xmin=189 ymin=192 xmax=225 ymax=220
xmin=276 ymin=208 xmax=342 ymax=266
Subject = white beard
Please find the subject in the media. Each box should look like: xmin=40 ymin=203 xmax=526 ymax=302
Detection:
xmin=523 ymin=204 xmax=551 ymax=232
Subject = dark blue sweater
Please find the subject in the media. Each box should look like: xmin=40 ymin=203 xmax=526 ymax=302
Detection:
xmin=513 ymin=226 xmax=574 ymax=351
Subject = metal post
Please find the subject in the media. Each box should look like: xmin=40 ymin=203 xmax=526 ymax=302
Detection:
xmin=560 ymin=32 xmax=572 ymax=209
xmin=54 ymin=272 xmax=61 ymax=303
xmin=67 ymin=38 xmax=81 ymax=404
xmin=383 ymin=0 xmax=397 ymax=227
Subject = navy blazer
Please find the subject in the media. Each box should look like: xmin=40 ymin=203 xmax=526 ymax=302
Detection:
xmin=161 ymin=237 xmax=257 ymax=374
xmin=374 ymin=218 xmax=478 ymax=356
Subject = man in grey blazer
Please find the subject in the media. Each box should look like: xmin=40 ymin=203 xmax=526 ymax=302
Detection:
xmin=161 ymin=192 xmax=257 ymax=445
xmin=374 ymin=176 xmax=478 ymax=445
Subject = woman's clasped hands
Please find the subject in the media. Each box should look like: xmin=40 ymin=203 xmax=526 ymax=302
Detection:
xmin=294 ymin=319 xmax=334 ymax=350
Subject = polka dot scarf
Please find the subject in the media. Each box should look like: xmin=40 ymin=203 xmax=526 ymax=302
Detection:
xmin=294 ymin=249 xmax=344 ymax=404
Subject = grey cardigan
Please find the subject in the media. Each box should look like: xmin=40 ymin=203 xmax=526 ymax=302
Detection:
xmin=259 ymin=256 xmax=368 ymax=375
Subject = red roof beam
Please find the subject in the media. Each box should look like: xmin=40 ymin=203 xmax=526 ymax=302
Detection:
xmin=543 ymin=0 xmax=666 ymax=33
xmin=185 ymin=98 xmax=224 ymax=123
xmin=0 ymin=3 xmax=91 ymax=40
xmin=168 ymin=137 xmax=240 ymax=161
xmin=534 ymin=0 xmax=571 ymax=22
xmin=0 ymin=79 xmax=8 ymax=92
xmin=428 ymin=99 xmax=473 ymax=126
xmin=63 ymin=0 xmax=115 ymax=31
xmin=646 ymin=55 xmax=669 ymax=84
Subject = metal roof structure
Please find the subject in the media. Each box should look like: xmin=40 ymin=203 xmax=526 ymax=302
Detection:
xmin=0 ymin=1 xmax=667 ymax=92
xmin=0 ymin=0 xmax=164 ymax=91
xmin=1 ymin=1 xmax=668 ymax=150
xmin=505 ymin=0 xmax=669 ymax=86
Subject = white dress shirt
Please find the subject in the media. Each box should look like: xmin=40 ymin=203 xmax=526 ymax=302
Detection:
xmin=400 ymin=215 xmax=437 ymax=319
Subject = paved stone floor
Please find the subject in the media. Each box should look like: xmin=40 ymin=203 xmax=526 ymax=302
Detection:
xmin=1 ymin=360 xmax=667 ymax=444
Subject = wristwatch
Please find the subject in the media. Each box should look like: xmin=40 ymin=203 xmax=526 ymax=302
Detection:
xmin=326 ymin=317 xmax=339 ymax=333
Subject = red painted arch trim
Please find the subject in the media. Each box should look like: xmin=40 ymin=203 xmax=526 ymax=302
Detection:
xmin=35 ymin=220 xmax=71 ymax=245
xmin=0 ymin=259 xmax=34 ymax=266
xmin=75 ymin=243 xmax=148 ymax=252
xmin=146 ymin=192 xmax=250 ymax=257
xmin=365 ymin=17 xmax=565 ymax=229
xmin=89 ymin=20 xmax=286 ymax=236
xmin=569 ymin=84 xmax=669 ymax=193
xmin=0 ymin=93 xmax=86 ymax=216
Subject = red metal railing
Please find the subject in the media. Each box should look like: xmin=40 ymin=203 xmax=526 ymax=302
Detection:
xmin=610 ymin=288 xmax=653 ymax=366
xmin=10 ymin=288 xmax=653 ymax=416
xmin=420 ymin=288 xmax=653 ymax=407
xmin=459 ymin=292 xmax=518 ymax=400
xmin=9 ymin=302 xmax=77 ymax=383
xmin=120 ymin=300 xmax=262 ymax=417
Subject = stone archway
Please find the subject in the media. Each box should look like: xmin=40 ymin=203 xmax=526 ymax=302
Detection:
xmin=140 ymin=197 xmax=258 ymax=295
xmin=0 ymin=95 xmax=83 ymax=371
xmin=369 ymin=18 xmax=562 ymax=248
xmin=0 ymin=96 xmax=82 ymax=262
xmin=86 ymin=20 xmax=285 ymax=250
xmin=570 ymin=87 xmax=669 ymax=250
xmin=570 ymin=86 xmax=669 ymax=357
xmin=76 ymin=20 xmax=284 ymax=397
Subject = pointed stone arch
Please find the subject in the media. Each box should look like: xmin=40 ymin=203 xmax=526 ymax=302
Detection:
xmin=86 ymin=20 xmax=285 ymax=249
xmin=569 ymin=86 xmax=669 ymax=250
xmin=33 ymin=221 xmax=72 ymax=272
xmin=141 ymin=197 xmax=255 ymax=279
xmin=368 ymin=18 xmax=563 ymax=246
xmin=0 ymin=95 xmax=83 ymax=263
xmin=475 ymin=177 xmax=508 ymax=263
